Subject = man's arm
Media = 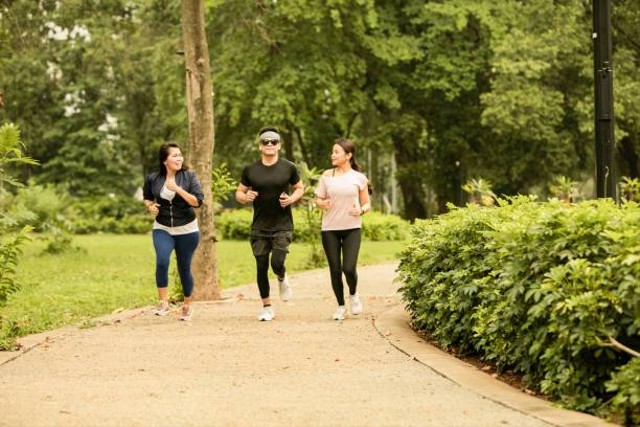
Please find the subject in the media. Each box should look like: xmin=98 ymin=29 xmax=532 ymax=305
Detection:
xmin=279 ymin=180 xmax=304 ymax=208
xmin=290 ymin=180 xmax=305 ymax=203
xmin=236 ymin=183 xmax=258 ymax=204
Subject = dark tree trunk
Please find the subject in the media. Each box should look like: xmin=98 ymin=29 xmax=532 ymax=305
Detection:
xmin=393 ymin=136 xmax=428 ymax=221
xmin=619 ymin=135 xmax=639 ymax=178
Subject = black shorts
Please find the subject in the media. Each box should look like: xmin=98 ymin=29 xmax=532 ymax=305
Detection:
xmin=250 ymin=229 xmax=293 ymax=257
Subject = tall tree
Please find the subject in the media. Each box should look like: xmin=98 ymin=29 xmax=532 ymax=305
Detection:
xmin=181 ymin=0 xmax=220 ymax=300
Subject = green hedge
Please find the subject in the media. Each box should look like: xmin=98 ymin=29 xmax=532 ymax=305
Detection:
xmin=67 ymin=196 xmax=410 ymax=241
xmin=71 ymin=196 xmax=150 ymax=234
xmin=216 ymin=208 xmax=409 ymax=242
xmin=398 ymin=197 xmax=640 ymax=423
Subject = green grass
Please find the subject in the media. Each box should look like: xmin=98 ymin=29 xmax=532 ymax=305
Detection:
xmin=1 ymin=234 xmax=407 ymax=347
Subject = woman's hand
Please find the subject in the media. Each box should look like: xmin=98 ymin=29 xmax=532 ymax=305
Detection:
xmin=147 ymin=203 xmax=160 ymax=217
xmin=165 ymin=178 xmax=180 ymax=192
xmin=316 ymin=197 xmax=331 ymax=209
xmin=348 ymin=205 xmax=362 ymax=217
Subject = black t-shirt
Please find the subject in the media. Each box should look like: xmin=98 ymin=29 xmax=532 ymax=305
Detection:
xmin=241 ymin=158 xmax=301 ymax=231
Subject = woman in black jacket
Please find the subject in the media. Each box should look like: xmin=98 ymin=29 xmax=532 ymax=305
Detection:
xmin=142 ymin=142 xmax=204 ymax=321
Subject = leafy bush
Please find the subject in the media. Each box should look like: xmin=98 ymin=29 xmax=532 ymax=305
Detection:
xmin=0 ymin=123 xmax=38 ymax=312
xmin=361 ymin=212 xmax=410 ymax=241
xmin=606 ymin=358 xmax=640 ymax=425
xmin=7 ymin=183 xmax=81 ymax=254
xmin=70 ymin=195 xmax=150 ymax=234
xmin=216 ymin=209 xmax=253 ymax=240
xmin=399 ymin=197 xmax=640 ymax=421
xmin=217 ymin=208 xmax=409 ymax=243
xmin=0 ymin=227 xmax=32 ymax=306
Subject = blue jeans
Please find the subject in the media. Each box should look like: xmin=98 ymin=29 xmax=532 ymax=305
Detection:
xmin=152 ymin=230 xmax=200 ymax=297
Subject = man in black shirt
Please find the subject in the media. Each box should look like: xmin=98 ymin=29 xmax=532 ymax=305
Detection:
xmin=235 ymin=127 xmax=305 ymax=321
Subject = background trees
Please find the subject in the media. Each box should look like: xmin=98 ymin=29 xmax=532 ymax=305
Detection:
xmin=1 ymin=0 xmax=640 ymax=219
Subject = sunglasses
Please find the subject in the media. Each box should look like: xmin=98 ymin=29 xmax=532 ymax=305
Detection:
xmin=260 ymin=139 xmax=279 ymax=146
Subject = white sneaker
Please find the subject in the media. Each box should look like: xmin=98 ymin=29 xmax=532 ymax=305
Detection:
xmin=154 ymin=301 xmax=171 ymax=316
xmin=257 ymin=306 xmax=275 ymax=321
xmin=278 ymin=275 xmax=292 ymax=301
xmin=179 ymin=305 xmax=193 ymax=321
xmin=349 ymin=294 xmax=363 ymax=315
xmin=333 ymin=306 xmax=347 ymax=321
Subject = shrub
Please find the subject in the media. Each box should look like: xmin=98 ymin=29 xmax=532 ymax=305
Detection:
xmin=399 ymin=197 xmax=640 ymax=420
xmin=216 ymin=209 xmax=253 ymax=240
xmin=217 ymin=208 xmax=410 ymax=243
xmin=71 ymin=195 xmax=150 ymax=234
xmin=0 ymin=123 xmax=38 ymax=313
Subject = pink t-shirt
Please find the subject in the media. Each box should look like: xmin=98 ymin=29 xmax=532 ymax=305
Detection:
xmin=315 ymin=169 xmax=368 ymax=231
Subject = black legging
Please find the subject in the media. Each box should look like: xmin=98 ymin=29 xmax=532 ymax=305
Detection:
xmin=255 ymin=249 xmax=287 ymax=299
xmin=321 ymin=228 xmax=362 ymax=306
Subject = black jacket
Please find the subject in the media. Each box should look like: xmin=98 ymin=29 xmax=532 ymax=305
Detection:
xmin=142 ymin=170 xmax=204 ymax=227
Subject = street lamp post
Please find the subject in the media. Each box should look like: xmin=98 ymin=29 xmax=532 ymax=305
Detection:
xmin=592 ymin=0 xmax=617 ymax=200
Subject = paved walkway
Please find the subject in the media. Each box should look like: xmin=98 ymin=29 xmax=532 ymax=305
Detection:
xmin=0 ymin=263 xmax=612 ymax=427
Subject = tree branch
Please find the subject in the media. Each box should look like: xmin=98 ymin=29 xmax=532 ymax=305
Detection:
xmin=604 ymin=336 xmax=640 ymax=358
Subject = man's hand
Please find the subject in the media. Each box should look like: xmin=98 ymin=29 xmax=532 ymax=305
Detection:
xmin=279 ymin=192 xmax=292 ymax=208
xmin=245 ymin=190 xmax=259 ymax=203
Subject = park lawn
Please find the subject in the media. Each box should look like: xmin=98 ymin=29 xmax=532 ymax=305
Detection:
xmin=3 ymin=234 xmax=407 ymax=343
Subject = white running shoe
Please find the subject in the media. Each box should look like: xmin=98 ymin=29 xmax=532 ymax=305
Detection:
xmin=333 ymin=306 xmax=347 ymax=321
xmin=179 ymin=305 xmax=193 ymax=321
xmin=257 ymin=306 xmax=275 ymax=321
xmin=349 ymin=293 xmax=363 ymax=315
xmin=278 ymin=275 xmax=292 ymax=301
xmin=154 ymin=301 xmax=171 ymax=316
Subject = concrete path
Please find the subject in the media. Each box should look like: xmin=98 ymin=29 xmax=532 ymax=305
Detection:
xmin=0 ymin=263 xmax=612 ymax=427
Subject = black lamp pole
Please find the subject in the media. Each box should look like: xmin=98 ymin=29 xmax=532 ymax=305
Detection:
xmin=593 ymin=0 xmax=617 ymax=200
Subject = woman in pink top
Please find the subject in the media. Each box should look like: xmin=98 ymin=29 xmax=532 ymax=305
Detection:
xmin=315 ymin=138 xmax=371 ymax=320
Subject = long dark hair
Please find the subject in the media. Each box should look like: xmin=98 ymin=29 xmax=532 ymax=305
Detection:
xmin=335 ymin=138 xmax=373 ymax=194
xmin=158 ymin=142 xmax=188 ymax=175
xmin=335 ymin=138 xmax=361 ymax=172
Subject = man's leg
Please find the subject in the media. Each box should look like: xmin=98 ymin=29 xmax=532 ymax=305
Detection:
xmin=271 ymin=231 xmax=293 ymax=301
xmin=251 ymin=230 xmax=275 ymax=320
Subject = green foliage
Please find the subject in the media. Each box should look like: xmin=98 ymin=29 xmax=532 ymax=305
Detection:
xmin=549 ymin=175 xmax=579 ymax=203
xmin=0 ymin=123 xmax=37 ymax=308
xmin=462 ymin=178 xmax=496 ymax=206
xmin=217 ymin=208 xmax=409 ymax=244
xmin=3 ymin=0 xmax=640 ymax=218
xmin=399 ymin=198 xmax=640 ymax=419
xmin=296 ymin=162 xmax=324 ymax=268
xmin=4 ymin=183 xmax=81 ymax=255
xmin=606 ymin=358 xmax=640 ymax=425
xmin=216 ymin=209 xmax=253 ymax=241
xmin=0 ymin=226 xmax=32 ymax=306
xmin=0 ymin=124 xmax=39 ymax=188
xmin=361 ymin=212 xmax=409 ymax=241
xmin=211 ymin=163 xmax=238 ymax=207
xmin=620 ymin=177 xmax=640 ymax=203
xmin=70 ymin=195 xmax=150 ymax=234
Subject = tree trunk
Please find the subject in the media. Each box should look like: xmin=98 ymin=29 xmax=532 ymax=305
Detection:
xmin=619 ymin=135 xmax=639 ymax=179
xmin=181 ymin=0 xmax=221 ymax=300
xmin=393 ymin=132 xmax=428 ymax=221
